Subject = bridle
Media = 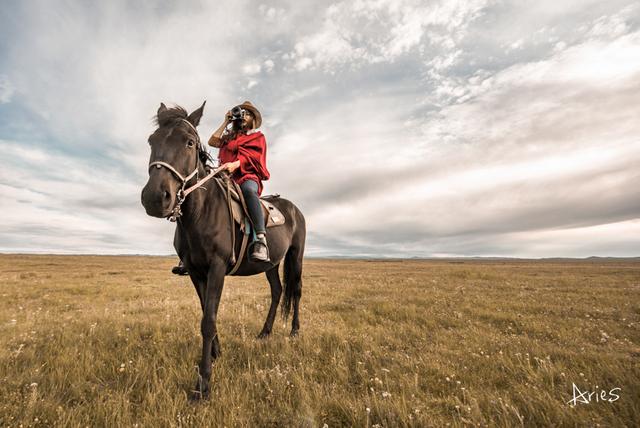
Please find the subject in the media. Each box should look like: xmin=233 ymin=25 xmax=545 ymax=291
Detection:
xmin=148 ymin=119 xmax=225 ymax=222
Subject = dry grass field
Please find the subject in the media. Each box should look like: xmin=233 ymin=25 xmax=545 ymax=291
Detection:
xmin=0 ymin=255 xmax=638 ymax=427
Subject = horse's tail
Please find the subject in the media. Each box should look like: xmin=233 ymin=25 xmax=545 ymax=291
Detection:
xmin=282 ymin=211 xmax=305 ymax=320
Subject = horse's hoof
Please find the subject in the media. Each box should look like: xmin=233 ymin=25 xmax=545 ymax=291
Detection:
xmin=289 ymin=329 xmax=299 ymax=338
xmin=190 ymin=384 xmax=210 ymax=401
xmin=189 ymin=389 xmax=208 ymax=401
xmin=190 ymin=376 xmax=211 ymax=401
xmin=257 ymin=330 xmax=270 ymax=339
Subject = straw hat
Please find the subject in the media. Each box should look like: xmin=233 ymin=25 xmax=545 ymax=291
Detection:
xmin=236 ymin=101 xmax=262 ymax=129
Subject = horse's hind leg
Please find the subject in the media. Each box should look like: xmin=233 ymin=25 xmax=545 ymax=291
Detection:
xmin=258 ymin=264 xmax=282 ymax=339
xmin=284 ymin=246 xmax=304 ymax=337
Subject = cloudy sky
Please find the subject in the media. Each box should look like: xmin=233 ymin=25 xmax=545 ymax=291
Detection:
xmin=1 ymin=0 xmax=639 ymax=258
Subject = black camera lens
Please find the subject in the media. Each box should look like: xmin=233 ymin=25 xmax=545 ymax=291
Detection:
xmin=230 ymin=106 xmax=244 ymax=121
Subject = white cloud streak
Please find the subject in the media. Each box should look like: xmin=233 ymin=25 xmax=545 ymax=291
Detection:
xmin=286 ymin=0 xmax=489 ymax=71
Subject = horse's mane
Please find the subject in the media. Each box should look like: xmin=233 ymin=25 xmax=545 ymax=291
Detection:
xmin=154 ymin=104 xmax=188 ymax=127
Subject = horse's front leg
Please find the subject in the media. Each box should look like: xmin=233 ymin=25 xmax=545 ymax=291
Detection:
xmin=193 ymin=259 xmax=226 ymax=400
xmin=187 ymin=270 xmax=221 ymax=359
xmin=188 ymin=272 xmax=205 ymax=312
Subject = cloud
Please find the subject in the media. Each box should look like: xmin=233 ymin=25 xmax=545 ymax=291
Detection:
xmin=3 ymin=1 xmax=247 ymax=159
xmin=263 ymin=59 xmax=275 ymax=73
xmin=1 ymin=0 xmax=639 ymax=257
xmin=266 ymin=9 xmax=640 ymax=257
xmin=0 ymin=75 xmax=14 ymax=104
xmin=258 ymin=4 xmax=287 ymax=23
xmin=284 ymin=0 xmax=489 ymax=72
xmin=0 ymin=139 xmax=175 ymax=254
xmin=243 ymin=63 xmax=262 ymax=75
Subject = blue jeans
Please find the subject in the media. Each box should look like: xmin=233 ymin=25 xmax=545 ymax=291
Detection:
xmin=240 ymin=179 xmax=266 ymax=235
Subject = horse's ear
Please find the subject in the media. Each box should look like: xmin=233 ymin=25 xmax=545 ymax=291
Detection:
xmin=158 ymin=102 xmax=167 ymax=116
xmin=187 ymin=101 xmax=206 ymax=127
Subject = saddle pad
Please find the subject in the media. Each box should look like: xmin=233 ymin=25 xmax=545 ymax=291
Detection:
xmin=261 ymin=199 xmax=285 ymax=227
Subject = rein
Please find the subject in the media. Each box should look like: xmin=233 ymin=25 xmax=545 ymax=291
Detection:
xmin=148 ymin=119 xmax=225 ymax=222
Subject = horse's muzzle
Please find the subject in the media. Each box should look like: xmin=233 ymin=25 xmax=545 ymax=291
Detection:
xmin=141 ymin=181 xmax=175 ymax=218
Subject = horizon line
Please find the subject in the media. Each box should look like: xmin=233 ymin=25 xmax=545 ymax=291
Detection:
xmin=0 ymin=251 xmax=638 ymax=261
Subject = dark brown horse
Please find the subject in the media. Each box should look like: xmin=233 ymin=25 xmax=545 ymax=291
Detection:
xmin=141 ymin=102 xmax=306 ymax=399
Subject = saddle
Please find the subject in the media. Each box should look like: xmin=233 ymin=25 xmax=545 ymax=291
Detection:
xmin=227 ymin=184 xmax=285 ymax=229
xmin=213 ymin=176 xmax=285 ymax=275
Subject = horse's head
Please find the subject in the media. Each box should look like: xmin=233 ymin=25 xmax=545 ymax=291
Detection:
xmin=141 ymin=102 xmax=206 ymax=218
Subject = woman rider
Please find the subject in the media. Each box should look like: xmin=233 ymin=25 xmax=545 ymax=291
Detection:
xmin=210 ymin=101 xmax=270 ymax=262
xmin=171 ymin=101 xmax=270 ymax=276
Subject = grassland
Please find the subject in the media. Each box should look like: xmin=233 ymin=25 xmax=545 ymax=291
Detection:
xmin=0 ymin=254 xmax=638 ymax=427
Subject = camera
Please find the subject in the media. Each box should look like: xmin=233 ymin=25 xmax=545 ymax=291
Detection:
xmin=230 ymin=106 xmax=245 ymax=122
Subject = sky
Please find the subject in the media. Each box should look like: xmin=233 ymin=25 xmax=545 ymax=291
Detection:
xmin=0 ymin=0 xmax=639 ymax=258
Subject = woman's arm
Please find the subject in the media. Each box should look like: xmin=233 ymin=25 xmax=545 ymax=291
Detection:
xmin=222 ymin=159 xmax=241 ymax=173
xmin=207 ymin=111 xmax=232 ymax=148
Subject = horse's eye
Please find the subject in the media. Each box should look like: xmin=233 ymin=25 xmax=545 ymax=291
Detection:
xmin=187 ymin=140 xmax=195 ymax=148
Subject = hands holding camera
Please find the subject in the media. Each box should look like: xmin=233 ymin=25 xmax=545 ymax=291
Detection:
xmin=208 ymin=103 xmax=258 ymax=148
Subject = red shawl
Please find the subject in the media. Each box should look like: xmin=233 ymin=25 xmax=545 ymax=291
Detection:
xmin=218 ymin=131 xmax=270 ymax=195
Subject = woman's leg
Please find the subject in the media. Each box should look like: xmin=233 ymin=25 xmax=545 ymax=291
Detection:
xmin=240 ymin=179 xmax=266 ymax=234
xmin=240 ymin=179 xmax=269 ymax=262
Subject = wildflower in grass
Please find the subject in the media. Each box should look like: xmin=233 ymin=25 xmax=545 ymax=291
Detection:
xmin=382 ymin=391 xmax=391 ymax=398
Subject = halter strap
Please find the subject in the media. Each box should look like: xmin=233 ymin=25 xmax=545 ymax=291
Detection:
xmin=148 ymin=161 xmax=198 ymax=183
xmin=181 ymin=118 xmax=199 ymax=136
